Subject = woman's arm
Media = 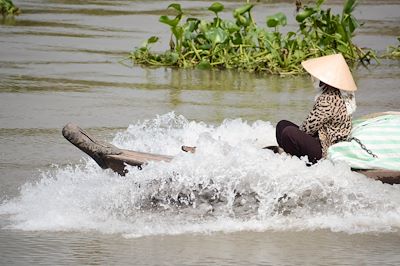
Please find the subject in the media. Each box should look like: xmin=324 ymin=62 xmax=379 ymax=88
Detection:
xmin=299 ymin=92 xmax=335 ymax=135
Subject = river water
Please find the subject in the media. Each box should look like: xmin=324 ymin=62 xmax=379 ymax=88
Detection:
xmin=0 ymin=0 xmax=400 ymax=265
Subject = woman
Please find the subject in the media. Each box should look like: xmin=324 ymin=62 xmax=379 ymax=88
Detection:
xmin=275 ymin=53 xmax=357 ymax=164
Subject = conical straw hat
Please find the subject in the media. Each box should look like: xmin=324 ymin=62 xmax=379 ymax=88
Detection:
xmin=301 ymin=53 xmax=357 ymax=92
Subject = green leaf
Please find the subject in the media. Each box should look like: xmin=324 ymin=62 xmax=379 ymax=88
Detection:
xmin=141 ymin=36 xmax=159 ymax=48
xmin=232 ymin=33 xmax=242 ymax=45
xmin=198 ymin=20 xmax=209 ymax=33
xmin=286 ymin=31 xmax=296 ymax=39
xmin=334 ymin=33 xmax=343 ymax=40
xmin=205 ymin=27 xmax=228 ymax=44
xmin=264 ymin=31 xmax=277 ymax=43
xmin=0 ymin=0 xmax=20 ymax=16
xmin=164 ymin=51 xmax=179 ymax=64
xmin=347 ymin=16 xmax=359 ymax=33
xmin=222 ymin=20 xmax=240 ymax=33
xmin=343 ymin=0 xmax=357 ymax=15
xmin=197 ymin=59 xmax=211 ymax=70
xmin=199 ymin=43 xmax=212 ymax=50
xmin=266 ymin=19 xmax=278 ymax=28
xmin=208 ymin=2 xmax=224 ymax=15
xmin=172 ymin=26 xmax=184 ymax=40
xmin=266 ymin=12 xmax=287 ymax=28
xmin=212 ymin=17 xmax=222 ymax=27
xmin=295 ymin=9 xmax=316 ymax=23
xmin=237 ymin=14 xmax=249 ymax=26
xmin=159 ymin=15 xmax=182 ymax=27
xmin=293 ymin=50 xmax=305 ymax=59
xmin=336 ymin=23 xmax=348 ymax=42
xmin=337 ymin=44 xmax=349 ymax=54
xmin=183 ymin=31 xmax=193 ymax=42
xmin=233 ymin=4 xmax=254 ymax=17
xmin=147 ymin=36 xmax=159 ymax=44
xmin=186 ymin=18 xmax=200 ymax=32
xmin=316 ymin=0 xmax=326 ymax=7
xmin=168 ymin=3 xmax=182 ymax=14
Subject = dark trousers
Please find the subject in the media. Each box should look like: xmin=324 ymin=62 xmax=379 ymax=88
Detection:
xmin=276 ymin=120 xmax=322 ymax=164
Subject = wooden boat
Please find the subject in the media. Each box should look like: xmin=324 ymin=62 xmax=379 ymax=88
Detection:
xmin=62 ymin=123 xmax=400 ymax=185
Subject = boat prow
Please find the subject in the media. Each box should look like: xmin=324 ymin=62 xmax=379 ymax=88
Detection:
xmin=62 ymin=123 xmax=172 ymax=175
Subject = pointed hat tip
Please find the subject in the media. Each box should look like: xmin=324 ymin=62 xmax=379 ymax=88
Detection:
xmin=301 ymin=53 xmax=357 ymax=92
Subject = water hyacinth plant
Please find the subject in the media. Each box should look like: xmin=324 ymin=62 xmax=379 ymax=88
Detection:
xmin=0 ymin=0 xmax=20 ymax=17
xmin=128 ymin=0 xmax=376 ymax=74
xmin=385 ymin=37 xmax=400 ymax=58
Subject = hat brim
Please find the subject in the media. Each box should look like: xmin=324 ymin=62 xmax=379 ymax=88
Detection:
xmin=301 ymin=54 xmax=357 ymax=92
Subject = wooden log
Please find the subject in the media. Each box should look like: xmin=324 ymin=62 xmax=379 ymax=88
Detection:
xmin=62 ymin=123 xmax=400 ymax=184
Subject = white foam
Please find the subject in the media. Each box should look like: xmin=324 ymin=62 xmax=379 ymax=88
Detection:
xmin=1 ymin=112 xmax=400 ymax=237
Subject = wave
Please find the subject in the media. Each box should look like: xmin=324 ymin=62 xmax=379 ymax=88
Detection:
xmin=1 ymin=112 xmax=400 ymax=237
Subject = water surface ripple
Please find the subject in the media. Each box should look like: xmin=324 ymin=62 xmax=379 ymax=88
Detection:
xmin=0 ymin=1 xmax=400 ymax=265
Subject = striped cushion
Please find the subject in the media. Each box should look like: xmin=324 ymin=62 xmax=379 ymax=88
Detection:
xmin=327 ymin=113 xmax=400 ymax=171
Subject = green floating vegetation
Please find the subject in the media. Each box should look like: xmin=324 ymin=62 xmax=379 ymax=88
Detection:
xmin=0 ymin=0 xmax=20 ymax=17
xmin=384 ymin=37 xmax=400 ymax=59
xmin=127 ymin=0 xmax=377 ymax=74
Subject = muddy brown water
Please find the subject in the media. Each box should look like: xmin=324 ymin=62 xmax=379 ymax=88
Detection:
xmin=0 ymin=0 xmax=400 ymax=265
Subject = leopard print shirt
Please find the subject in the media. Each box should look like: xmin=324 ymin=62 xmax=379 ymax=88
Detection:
xmin=299 ymin=86 xmax=352 ymax=158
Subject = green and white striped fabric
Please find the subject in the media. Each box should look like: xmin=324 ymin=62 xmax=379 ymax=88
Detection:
xmin=327 ymin=113 xmax=400 ymax=171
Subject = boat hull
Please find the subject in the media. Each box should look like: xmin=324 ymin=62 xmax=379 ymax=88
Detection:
xmin=62 ymin=123 xmax=400 ymax=184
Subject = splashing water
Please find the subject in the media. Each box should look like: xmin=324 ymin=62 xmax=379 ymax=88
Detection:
xmin=1 ymin=112 xmax=400 ymax=237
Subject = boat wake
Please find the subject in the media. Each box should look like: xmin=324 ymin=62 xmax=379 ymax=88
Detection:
xmin=1 ymin=112 xmax=400 ymax=237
